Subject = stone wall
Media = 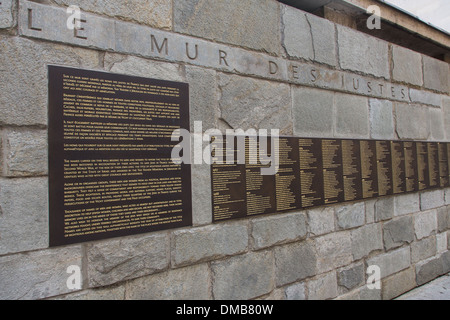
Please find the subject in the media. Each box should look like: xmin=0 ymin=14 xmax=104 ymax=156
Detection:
xmin=0 ymin=0 xmax=449 ymax=300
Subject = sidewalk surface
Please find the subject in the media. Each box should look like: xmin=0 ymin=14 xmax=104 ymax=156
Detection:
xmin=396 ymin=273 xmax=450 ymax=300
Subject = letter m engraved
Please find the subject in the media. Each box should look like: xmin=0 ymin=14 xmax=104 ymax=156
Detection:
xmin=151 ymin=35 xmax=168 ymax=55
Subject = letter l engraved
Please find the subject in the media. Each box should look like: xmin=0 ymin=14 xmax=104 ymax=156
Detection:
xmin=28 ymin=8 xmax=42 ymax=31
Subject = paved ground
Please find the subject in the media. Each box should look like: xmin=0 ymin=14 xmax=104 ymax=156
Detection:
xmin=396 ymin=273 xmax=450 ymax=300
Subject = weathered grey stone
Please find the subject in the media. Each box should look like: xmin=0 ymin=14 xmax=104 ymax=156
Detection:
xmin=337 ymin=263 xmax=365 ymax=290
xmin=285 ymin=282 xmax=306 ymax=300
xmin=414 ymin=209 xmax=437 ymax=240
xmin=307 ymin=12 xmax=337 ymax=67
xmin=212 ymin=251 xmax=274 ymax=300
xmin=374 ymin=196 xmax=394 ymax=221
xmin=0 ymin=177 xmax=48 ymax=255
xmin=53 ymin=286 xmax=125 ymax=300
xmin=0 ymin=0 xmax=14 ymax=29
xmin=315 ymin=231 xmax=352 ymax=273
xmin=366 ymin=247 xmax=410 ymax=279
xmin=441 ymin=250 xmax=450 ymax=274
xmin=409 ymin=89 xmax=442 ymax=107
xmin=383 ymin=216 xmax=414 ymax=250
xmin=171 ymin=223 xmax=248 ymax=267
xmin=127 ymin=263 xmax=211 ymax=299
xmin=274 ymin=241 xmax=316 ymax=286
xmin=334 ymin=93 xmax=369 ymax=139
xmin=382 ymin=267 xmax=416 ymax=300
xmin=307 ymin=206 xmax=335 ymax=236
xmin=251 ymin=211 xmax=307 ymax=250
xmin=423 ymin=55 xmax=449 ymax=93
xmin=392 ymin=46 xmax=423 ymax=86
xmin=218 ymin=73 xmax=292 ymax=134
xmin=394 ymin=103 xmax=430 ymax=140
xmin=448 ymin=231 xmax=450 ymax=249
xmin=437 ymin=206 xmax=450 ymax=232
xmin=87 ymin=233 xmax=169 ymax=287
xmin=351 ymin=223 xmax=383 ymax=260
xmin=420 ymin=189 xmax=444 ymax=210
xmin=335 ymin=202 xmax=365 ymax=229
xmin=394 ymin=192 xmax=420 ymax=216
xmin=411 ymin=236 xmax=436 ymax=263
xmin=444 ymin=98 xmax=450 ymax=140
xmin=292 ymin=87 xmax=334 ymax=138
xmin=415 ymin=257 xmax=443 ymax=286
xmin=281 ymin=5 xmax=313 ymax=60
xmin=308 ymin=271 xmax=338 ymax=300
xmin=335 ymin=285 xmax=381 ymax=300
xmin=446 ymin=189 xmax=450 ymax=205
xmin=0 ymin=246 xmax=82 ymax=300
xmin=429 ymin=108 xmax=446 ymax=141
xmin=4 ymin=129 xmax=48 ymax=177
xmin=337 ymin=25 xmax=389 ymax=79
xmin=365 ymin=199 xmax=376 ymax=224
xmin=52 ymin=0 xmax=172 ymax=29
xmin=0 ymin=35 xmax=99 ymax=126
xmin=436 ymin=232 xmax=448 ymax=254
xmin=174 ymin=0 xmax=280 ymax=55
xmin=369 ymin=99 xmax=394 ymax=140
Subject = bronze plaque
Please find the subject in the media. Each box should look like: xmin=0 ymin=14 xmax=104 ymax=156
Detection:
xmin=360 ymin=140 xmax=378 ymax=199
xmin=299 ymin=138 xmax=324 ymax=208
xmin=376 ymin=140 xmax=393 ymax=196
xmin=427 ymin=143 xmax=440 ymax=188
xmin=322 ymin=139 xmax=344 ymax=205
xmin=416 ymin=142 xmax=429 ymax=190
xmin=341 ymin=139 xmax=362 ymax=201
xmin=48 ymin=66 xmax=192 ymax=246
xmin=438 ymin=143 xmax=449 ymax=187
xmin=404 ymin=141 xmax=418 ymax=192
xmin=391 ymin=141 xmax=406 ymax=194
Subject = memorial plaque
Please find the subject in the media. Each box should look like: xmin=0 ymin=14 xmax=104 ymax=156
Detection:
xmin=416 ymin=142 xmax=429 ymax=190
xmin=48 ymin=66 xmax=192 ymax=246
xmin=438 ymin=143 xmax=449 ymax=187
xmin=403 ymin=141 xmax=418 ymax=192
xmin=376 ymin=140 xmax=393 ymax=196
xmin=360 ymin=140 xmax=378 ymax=199
xmin=322 ymin=139 xmax=344 ymax=204
xmin=427 ymin=142 xmax=440 ymax=188
xmin=341 ymin=139 xmax=363 ymax=201
xmin=391 ymin=141 xmax=406 ymax=194
xmin=299 ymin=138 xmax=324 ymax=208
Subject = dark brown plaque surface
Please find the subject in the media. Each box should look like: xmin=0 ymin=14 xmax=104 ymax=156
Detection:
xmin=341 ymin=140 xmax=362 ymax=201
xmin=427 ymin=143 xmax=440 ymax=188
xmin=438 ymin=143 xmax=449 ymax=187
xmin=48 ymin=66 xmax=192 ymax=246
xmin=360 ymin=140 xmax=378 ymax=199
xmin=391 ymin=141 xmax=406 ymax=194
xmin=416 ymin=142 xmax=429 ymax=190
xmin=404 ymin=142 xmax=418 ymax=192
xmin=299 ymin=138 xmax=324 ymax=208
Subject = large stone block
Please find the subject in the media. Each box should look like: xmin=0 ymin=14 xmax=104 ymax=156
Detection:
xmin=409 ymin=89 xmax=442 ymax=107
xmin=0 ymin=177 xmax=48 ymax=255
xmin=292 ymin=87 xmax=334 ymax=138
xmin=0 ymin=246 xmax=82 ymax=300
xmin=335 ymin=202 xmax=365 ymax=229
xmin=4 ymin=129 xmax=48 ymax=177
xmin=218 ymin=73 xmax=292 ymax=134
xmin=351 ymin=223 xmax=383 ymax=260
xmin=127 ymin=263 xmax=211 ymax=299
xmin=86 ymin=233 xmax=169 ymax=287
xmin=394 ymin=193 xmax=420 ymax=216
xmin=251 ymin=211 xmax=307 ymax=250
xmin=411 ymin=236 xmax=436 ymax=264
xmin=284 ymin=282 xmax=306 ymax=300
xmin=366 ymin=247 xmax=410 ymax=279
xmin=369 ymin=99 xmax=394 ymax=140
xmin=374 ymin=196 xmax=394 ymax=221
xmin=334 ymin=93 xmax=369 ymax=139
xmin=174 ymin=0 xmax=280 ymax=55
xmin=274 ymin=241 xmax=316 ymax=286
xmin=337 ymin=263 xmax=365 ymax=290
xmin=308 ymin=271 xmax=338 ymax=300
xmin=429 ymin=108 xmax=445 ymax=141
xmin=436 ymin=232 xmax=447 ymax=254
xmin=307 ymin=206 xmax=335 ymax=236
xmin=415 ymin=256 xmax=443 ymax=286
xmin=52 ymin=0 xmax=173 ymax=29
xmin=420 ymin=189 xmax=444 ymax=210
xmin=437 ymin=206 xmax=450 ymax=232
xmin=281 ymin=5 xmax=313 ymax=61
xmin=414 ymin=209 xmax=437 ymax=240
xmin=444 ymin=98 xmax=450 ymax=140
xmin=392 ymin=45 xmax=423 ymax=86
xmin=381 ymin=267 xmax=416 ymax=300
xmin=212 ymin=251 xmax=274 ymax=300
xmin=394 ymin=103 xmax=430 ymax=140
xmin=307 ymin=12 xmax=337 ymax=67
xmin=171 ymin=223 xmax=248 ymax=268
xmin=0 ymin=0 xmax=15 ymax=29
xmin=423 ymin=55 xmax=449 ymax=93
xmin=337 ymin=25 xmax=389 ymax=79
xmin=383 ymin=216 xmax=414 ymax=250
xmin=0 ymin=36 xmax=100 ymax=126
xmin=53 ymin=286 xmax=126 ymax=300
xmin=315 ymin=231 xmax=352 ymax=273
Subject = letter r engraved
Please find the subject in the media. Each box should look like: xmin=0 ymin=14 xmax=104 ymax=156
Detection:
xmin=28 ymin=8 xmax=42 ymax=31
xmin=219 ymin=50 xmax=229 ymax=66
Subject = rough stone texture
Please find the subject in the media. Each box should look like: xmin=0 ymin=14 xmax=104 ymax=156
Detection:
xmin=4 ymin=129 xmax=48 ymax=177
xmin=351 ymin=223 xmax=383 ymax=260
xmin=212 ymin=251 xmax=274 ymax=300
xmin=369 ymin=99 xmax=394 ymax=140
xmin=337 ymin=263 xmax=365 ymax=290
xmin=423 ymin=55 xmax=449 ymax=93
xmin=87 ymin=233 xmax=169 ymax=287
xmin=127 ymin=263 xmax=211 ymax=299
xmin=52 ymin=0 xmax=172 ymax=29
xmin=415 ymin=257 xmax=443 ymax=286
xmin=337 ymin=25 xmax=389 ymax=79
xmin=374 ymin=197 xmax=394 ymax=221
xmin=308 ymin=271 xmax=338 ymax=300
xmin=0 ymin=246 xmax=82 ymax=300
xmin=411 ymin=236 xmax=436 ymax=263
xmin=307 ymin=13 xmax=337 ymax=67
xmin=414 ymin=209 xmax=438 ymax=240
xmin=0 ymin=0 xmax=15 ymax=29
xmin=382 ymin=216 xmax=414 ymax=250
xmin=409 ymin=89 xmax=442 ymax=107
xmin=429 ymin=108 xmax=446 ymax=141
xmin=218 ymin=73 xmax=292 ymax=134
xmin=315 ymin=231 xmax=352 ymax=273
xmin=437 ymin=233 xmax=448 ymax=254
xmin=446 ymin=189 xmax=450 ymax=205
xmin=444 ymin=98 xmax=450 ymax=140
xmin=274 ymin=241 xmax=316 ymax=286
xmin=366 ymin=247 xmax=410 ymax=279
xmin=392 ymin=46 xmax=423 ymax=86
xmin=292 ymin=87 xmax=334 ymax=138
xmin=284 ymin=282 xmax=306 ymax=300
xmin=251 ymin=212 xmax=307 ymax=250
xmin=365 ymin=199 xmax=376 ymax=224
xmin=0 ymin=178 xmax=48 ymax=255
xmin=397 ymin=273 xmax=450 ymax=300
xmin=335 ymin=202 xmax=365 ymax=229
xmin=334 ymin=93 xmax=369 ymax=138
xmin=381 ymin=267 xmax=416 ymax=300
xmin=394 ymin=193 xmax=420 ymax=216
xmin=394 ymin=103 xmax=430 ymax=140
xmin=174 ymin=0 xmax=280 ymax=55
xmin=53 ymin=286 xmax=126 ymax=300
xmin=0 ymin=36 xmax=100 ymax=126
xmin=281 ymin=6 xmax=313 ymax=60
xmin=437 ymin=206 xmax=450 ymax=232
xmin=307 ymin=206 xmax=335 ymax=236
xmin=171 ymin=223 xmax=248 ymax=267
xmin=442 ymin=251 xmax=450 ymax=274
xmin=335 ymin=285 xmax=381 ymax=300
xmin=420 ymin=190 xmax=444 ymax=210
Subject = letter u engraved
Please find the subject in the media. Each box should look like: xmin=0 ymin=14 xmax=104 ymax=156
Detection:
xmin=186 ymin=43 xmax=198 ymax=60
